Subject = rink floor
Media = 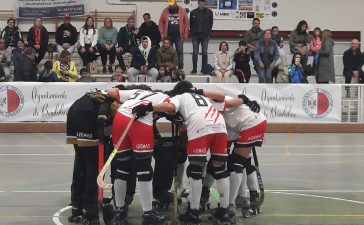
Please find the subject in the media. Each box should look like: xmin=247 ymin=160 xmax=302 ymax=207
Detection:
xmin=1 ymin=133 xmax=364 ymax=225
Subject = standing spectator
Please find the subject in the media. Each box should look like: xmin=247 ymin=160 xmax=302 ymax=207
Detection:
xmin=254 ymin=29 xmax=280 ymax=83
xmin=78 ymin=16 xmax=99 ymax=69
xmin=0 ymin=18 xmax=22 ymax=49
xmin=0 ymin=64 xmax=5 ymax=82
xmin=271 ymin=26 xmax=283 ymax=48
xmin=343 ymin=39 xmax=363 ymax=84
xmin=52 ymin=50 xmax=78 ymax=82
xmin=289 ymin=20 xmax=309 ymax=65
xmin=0 ymin=37 xmax=12 ymax=80
xmin=27 ymin=17 xmax=49 ymax=64
xmin=77 ymin=68 xmax=96 ymax=82
xmin=317 ymin=29 xmax=335 ymax=84
xmin=39 ymin=60 xmax=58 ymax=82
xmin=117 ymin=17 xmax=140 ymax=71
xmin=56 ymin=13 xmax=78 ymax=54
xmin=156 ymin=38 xmax=178 ymax=73
xmin=159 ymin=0 xmax=189 ymax=69
xmin=98 ymin=17 xmax=118 ymax=74
xmin=213 ymin=41 xmax=233 ymax=83
xmin=138 ymin=13 xmax=161 ymax=48
xmin=13 ymin=47 xmax=37 ymax=81
xmin=288 ymin=52 xmax=308 ymax=83
xmin=190 ymin=0 xmax=213 ymax=74
xmin=310 ymin=27 xmax=322 ymax=76
xmin=127 ymin=36 xmax=158 ymax=82
xmin=244 ymin=18 xmax=263 ymax=74
xmin=233 ymin=40 xmax=251 ymax=83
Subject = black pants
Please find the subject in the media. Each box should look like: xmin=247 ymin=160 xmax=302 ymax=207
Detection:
xmin=234 ymin=68 xmax=252 ymax=83
xmin=35 ymin=47 xmax=47 ymax=65
xmin=78 ymin=44 xmax=99 ymax=67
xmin=98 ymin=45 xmax=116 ymax=67
xmin=116 ymin=50 xmax=131 ymax=71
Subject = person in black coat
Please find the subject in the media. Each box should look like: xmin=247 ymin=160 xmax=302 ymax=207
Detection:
xmin=27 ymin=17 xmax=49 ymax=64
xmin=0 ymin=18 xmax=22 ymax=49
xmin=13 ymin=47 xmax=38 ymax=81
xmin=138 ymin=13 xmax=161 ymax=48
xmin=55 ymin=14 xmax=78 ymax=54
xmin=343 ymin=39 xmax=364 ymax=84
xmin=233 ymin=40 xmax=251 ymax=83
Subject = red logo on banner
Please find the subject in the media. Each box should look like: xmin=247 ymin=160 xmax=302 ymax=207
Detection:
xmin=0 ymin=85 xmax=25 ymax=117
xmin=302 ymin=88 xmax=333 ymax=119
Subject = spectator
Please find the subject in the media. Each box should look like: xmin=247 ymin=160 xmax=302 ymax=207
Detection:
xmin=56 ymin=13 xmax=78 ymax=54
xmin=98 ymin=17 xmax=118 ymax=74
xmin=156 ymin=38 xmax=178 ymax=73
xmin=289 ymin=20 xmax=309 ymax=65
xmin=0 ymin=64 xmax=5 ymax=82
xmin=138 ymin=13 xmax=161 ymax=48
xmin=288 ymin=52 xmax=308 ymax=83
xmin=159 ymin=0 xmax=189 ymax=69
xmin=190 ymin=0 xmax=213 ymax=74
xmin=77 ymin=68 xmax=96 ymax=82
xmin=27 ymin=17 xmax=49 ymax=65
xmin=343 ymin=38 xmax=363 ymax=84
xmin=0 ymin=18 xmax=22 ymax=49
xmin=317 ymin=29 xmax=335 ymax=84
xmin=310 ymin=27 xmax=322 ymax=76
xmin=156 ymin=65 xmax=171 ymax=82
xmin=254 ymin=29 xmax=280 ymax=83
xmin=244 ymin=18 xmax=263 ymax=75
xmin=117 ymin=17 xmax=140 ymax=71
xmin=111 ymin=65 xmax=126 ymax=82
xmin=171 ymin=68 xmax=185 ymax=82
xmin=0 ymin=37 xmax=12 ymax=80
xmin=52 ymin=50 xmax=78 ymax=82
xmin=233 ymin=40 xmax=251 ymax=83
xmin=39 ymin=60 xmax=58 ymax=82
xmin=127 ymin=36 xmax=158 ymax=82
xmin=213 ymin=41 xmax=233 ymax=83
xmin=78 ymin=16 xmax=99 ymax=69
xmin=271 ymin=26 xmax=283 ymax=48
xmin=13 ymin=47 xmax=37 ymax=81
xmin=12 ymin=39 xmax=26 ymax=72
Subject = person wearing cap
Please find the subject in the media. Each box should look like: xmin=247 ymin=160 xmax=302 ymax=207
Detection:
xmin=13 ymin=47 xmax=37 ymax=81
xmin=56 ymin=13 xmax=78 ymax=54
xmin=159 ymin=0 xmax=189 ymax=69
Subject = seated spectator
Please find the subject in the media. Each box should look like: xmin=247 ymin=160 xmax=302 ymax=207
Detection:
xmin=77 ymin=68 xmax=96 ymax=82
xmin=138 ymin=13 xmax=161 ymax=48
xmin=78 ymin=16 xmax=99 ymax=69
xmin=156 ymin=38 xmax=178 ymax=73
xmin=1 ymin=18 xmax=22 ymax=49
xmin=317 ymin=29 xmax=335 ymax=84
xmin=156 ymin=66 xmax=171 ymax=82
xmin=271 ymin=26 xmax=283 ymax=48
xmin=13 ymin=47 xmax=37 ymax=81
xmin=27 ymin=17 xmax=49 ymax=65
xmin=254 ymin=29 xmax=280 ymax=83
xmin=12 ymin=39 xmax=26 ymax=73
xmin=111 ymin=65 xmax=126 ymax=82
xmin=171 ymin=68 xmax=185 ymax=82
xmin=98 ymin=17 xmax=118 ymax=74
xmin=52 ymin=50 xmax=78 ymax=82
xmin=127 ymin=36 xmax=158 ymax=82
xmin=213 ymin=41 xmax=233 ymax=83
xmin=39 ymin=60 xmax=58 ymax=82
xmin=310 ymin=27 xmax=322 ymax=76
xmin=117 ymin=17 xmax=140 ymax=71
xmin=56 ymin=13 xmax=78 ymax=54
xmin=233 ymin=40 xmax=251 ymax=83
xmin=288 ymin=52 xmax=308 ymax=83
xmin=0 ymin=64 xmax=5 ymax=82
xmin=0 ymin=37 xmax=12 ymax=80
xmin=343 ymin=38 xmax=363 ymax=84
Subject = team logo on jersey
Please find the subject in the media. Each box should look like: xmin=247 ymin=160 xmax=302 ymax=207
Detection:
xmin=302 ymin=88 xmax=333 ymax=119
xmin=0 ymin=85 xmax=24 ymax=117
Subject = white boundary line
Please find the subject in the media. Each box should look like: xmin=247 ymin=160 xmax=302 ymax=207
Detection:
xmin=52 ymin=206 xmax=71 ymax=225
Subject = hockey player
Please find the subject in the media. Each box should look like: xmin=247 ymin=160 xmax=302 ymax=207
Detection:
xmin=111 ymin=88 xmax=168 ymax=225
xmin=132 ymin=81 xmax=231 ymax=225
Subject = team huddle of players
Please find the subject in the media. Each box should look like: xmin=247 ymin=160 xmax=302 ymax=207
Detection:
xmin=67 ymin=81 xmax=267 ymax=225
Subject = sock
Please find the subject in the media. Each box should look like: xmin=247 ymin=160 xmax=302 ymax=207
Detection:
xmin=176 ymin=163 xmax=185 ymax=187
xmin=202 ymin=173 xmax=215 ymax=188
xmin=114 ymin=179 xmax=127 ymax=208
xmin=247 ymin=171 xmax=259 ymax=191
xmin=216 ymin=177 xmax=230 ymax=208
xmin=138 ymin=181 xmax=153 ymax=212
xmin=189 ymin=177 xmax=202 ymax=210
xmin=229 ymin=171 xmax=243 ymax=204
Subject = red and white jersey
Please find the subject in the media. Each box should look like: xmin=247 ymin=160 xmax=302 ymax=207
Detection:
xmin=211 ymin=95 xmax=266 ymax=133
xmin=169 ymin=93 xmax=226 ymax=140
xmin=117 ymin=89 xmax=140 ymax=103
xmin=118 ymin=90 xmax=169 ymax=126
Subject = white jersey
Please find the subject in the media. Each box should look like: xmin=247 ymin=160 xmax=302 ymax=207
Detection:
xmin=211 ymin=95 xmax=266 ymax=133
xmin=118 ymin=90 xmax=169 ymax=126
xmin=170 ymin=93 xmax=226 ymax=140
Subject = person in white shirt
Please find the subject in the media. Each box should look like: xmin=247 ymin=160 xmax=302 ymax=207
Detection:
xmin=78 ymin=16 xmax=99 ymax=69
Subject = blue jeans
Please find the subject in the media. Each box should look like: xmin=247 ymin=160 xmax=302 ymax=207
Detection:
xmin=170 ymin=37 xmax=184 ymax=69
xmin=257 ymin=67 xmax=273 ymax=83
xmin=192 ymin=34 xmax=209 ymax=71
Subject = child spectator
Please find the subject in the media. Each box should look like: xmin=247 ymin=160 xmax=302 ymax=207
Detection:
xmin=171 ymin=69 xmax=185 ymax=82
xmin=156 ymin=66 xmax=171 ymax=82
xmin=233 ymin=40 xmax=251 ymax=83
xmin=288 ymin=52 xmax=308 ymax=83
xmin=310 ymin=27 xmax=322 ymax=76
xmin=52 ymin=50 xmax=78 ymax=82
xmin=111 ymin=65 xmax=126 ymax=82
xmin=77 ymin=68 xmax=96 ymax=82
xmin=39 ymin=60 xmax=58 ymax=82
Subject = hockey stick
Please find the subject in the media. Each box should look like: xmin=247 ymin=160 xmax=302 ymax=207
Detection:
xmin=252 ymin=146 xmax=264 ymax=206
xmin=98 ymin=141 xmax=106 ymax=225
xmin=97 ymin=115 xmax=135 ymax=189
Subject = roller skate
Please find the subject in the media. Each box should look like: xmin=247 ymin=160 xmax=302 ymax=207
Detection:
xmin=153 ymin=191 xmax=173 ymax=210
xmin=68 ymin=207 xmax=83 ymax=223
xmin=209 ymin=206 xmax=231 ymax=225
xmin=177 ymin=186 xmax=190 ymax=199
xmin=235 ymin=197 xmax=251 ymax=218
xmin=110 ymin=206 xmax=128 ymax=225
xmin=250 ymin=191 xmax=261 ymax=215
xmin=179 ymin=207 xmax=201 ymax=225
xmin=227 ymin=204 xmax=237 ymax=224
xmin=199 ymin=186 xmax=211 ymax=211
xmin=142 ymin=210 xmax=165 ymax=225
xmin=81 ymin=212 xmax=99 ymax=225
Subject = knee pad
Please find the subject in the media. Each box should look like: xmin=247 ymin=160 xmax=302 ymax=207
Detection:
xmin=207 ymin=160 xmax=229 ymax=180
xmin=186 ymin=164 xmax=203 ymax=180
xmin=113 ymin=159 xmax=133 ymax=180
xmin=246 ymin=164 xmax=256 ymax=175
xmin=228 ymin=153 xmax=247 ymax=173
xmin=134 ymin=158 xmax=153 ymax=182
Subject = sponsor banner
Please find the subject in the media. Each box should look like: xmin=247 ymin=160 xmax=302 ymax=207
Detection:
xmin=0 ymin=83 xmax=341 ymax=123
xmin=15 ymin=0 xmax=85 ymax=18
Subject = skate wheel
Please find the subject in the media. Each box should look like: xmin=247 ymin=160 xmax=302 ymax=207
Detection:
xmin=82 ymin=219 xmax=91 ymax=225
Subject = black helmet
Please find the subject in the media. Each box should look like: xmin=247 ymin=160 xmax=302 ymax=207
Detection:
xmin=172 ymin=80 xmax=193 ymax=95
